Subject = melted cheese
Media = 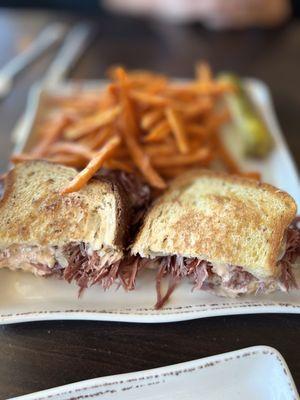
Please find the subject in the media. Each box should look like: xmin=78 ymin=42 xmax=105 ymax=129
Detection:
xmin=0 ymin=245 xmax=55 ymax=276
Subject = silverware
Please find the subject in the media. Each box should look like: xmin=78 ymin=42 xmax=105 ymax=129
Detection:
xmin=12 ymin=22 xmax=93 ymax=148
xmin=0 ymin=23 xmax=66 ymax=100
xmin=43 ymin=22 xmax=93 ymax=85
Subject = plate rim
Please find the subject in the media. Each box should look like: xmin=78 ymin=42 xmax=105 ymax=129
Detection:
xmin=1 ymin=299 xmax=300 ymax=324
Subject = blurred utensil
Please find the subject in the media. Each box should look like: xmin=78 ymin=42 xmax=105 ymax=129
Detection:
xmin=0 ymin=23 xmax=66 ymax=100
xmin=43 ymin=22 xmax=93 ymax=86
xmin=12 ymin=22 xmax=93 ymax=147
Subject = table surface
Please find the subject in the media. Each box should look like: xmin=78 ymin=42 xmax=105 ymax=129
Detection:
xmin=0 ymin=9 xmax=299 ymax=399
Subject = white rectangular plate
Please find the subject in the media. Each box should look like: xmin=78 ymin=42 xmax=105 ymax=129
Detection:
xmin=2 ymin=78 xmax=299 ymax=325
xmin=9 ymin=346 xmax=299 ymax=400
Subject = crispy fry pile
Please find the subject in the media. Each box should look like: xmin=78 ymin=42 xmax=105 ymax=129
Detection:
xmin=12 ymin=63 xmax=255 ymax=192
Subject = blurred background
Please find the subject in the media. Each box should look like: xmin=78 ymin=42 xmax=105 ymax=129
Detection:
xmin=0 ymin=1 xmax=299 ymax=175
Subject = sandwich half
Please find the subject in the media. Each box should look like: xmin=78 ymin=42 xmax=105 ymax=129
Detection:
xmin=0 ymin=160 xmax=138 ymax=292
xmin=132 ymin=170 xmax=300 ymax=308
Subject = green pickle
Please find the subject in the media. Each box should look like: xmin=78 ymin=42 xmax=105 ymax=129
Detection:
xmin=219 ymin=73 xmax=273 ymax=158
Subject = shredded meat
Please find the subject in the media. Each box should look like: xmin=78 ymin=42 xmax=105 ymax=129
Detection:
xmin=0 ymin=242 xmax=137 ymax=293
xmin=136 ymin=219 xmax=300 ymax=309
xmin=61 ymin=243 xmax=137 ymax=294
xmin=118 ymin=255 xmax=144 ymax=290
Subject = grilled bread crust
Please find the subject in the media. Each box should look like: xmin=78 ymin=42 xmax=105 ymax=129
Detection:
xmin=132 ymin=170 xmax=297 ymax=279
xmin=0 ymin=161 xmax=129 ymax=255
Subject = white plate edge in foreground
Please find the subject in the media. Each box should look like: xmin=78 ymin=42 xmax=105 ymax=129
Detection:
xmin=9 ymin=346 xmax=299 ymax=400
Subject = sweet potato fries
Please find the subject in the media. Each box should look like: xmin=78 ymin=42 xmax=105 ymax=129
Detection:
xmin=12 ymin=63 xmax=244 ymax=191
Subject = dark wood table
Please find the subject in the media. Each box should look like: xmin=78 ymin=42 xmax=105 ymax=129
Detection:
xmin=0 ymin=9 xmax=299 ymax=399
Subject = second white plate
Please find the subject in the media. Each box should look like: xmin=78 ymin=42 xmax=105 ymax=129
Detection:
xmin=9 ymin=346 xmax=299 ymax=400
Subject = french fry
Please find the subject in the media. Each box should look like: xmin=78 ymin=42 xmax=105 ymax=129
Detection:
xmin=31 ymin=114 xmax=69 ymax=156
xmin=174 ymin=98 xmax=213 ymax=118
xmin=11 ymin=153 xmax=86 ymax=168
xmin=77 ymin=131 xmax=99 ymax=147
xmin=115 ymin=67 xmax=140 ymax=137
xmin=22 ymin=62 xmax=252 ymax=192
xmin=47 ymin=142 xmax=95 ymax=160
xmin=239 ymin=171 xmax=261 ymax=180
xmin=171 ymin=81 xmax=233 ymax=96
xmin=164 ymin=85 xmax=195 ymax=98
xmin=141 ymin=109 xmax=164 ymax=130
xmin=11 ymin=153 xmax=42 ymax=163
xmin=130 ymin=90 xmax=168 ymax=106
xmin=64 ymin=105 xmax=121 ymax=140
xmin=61 ymin=136 xmax=121 ymax=194
xmin=152 ymin=148 xmax=211 ymax=167
xmin=48 ymin=154 xmax=87 ymax=168
xmin=144 ymin=120 xmax=171 ymax=142
xmin=196 ymin=62 xmax=212 ymax=83
xmin=111 ymin=68 xmax=168 ymax=91
xmin=141 ymin=80 xmax=168 ymax=94
xmin=79 ymin=126 xmax=114 ymax=150
xmin=143 ymin=143 xmax=177 ymax=157
xmin=165 ymin=108 xmax=189 ymax=154
xmin=122 ymin=130 xmax=166 ymax=188
xmin=116 ymin=67 xmax=166 ymax=189
xmin=125 ymin=70 xmax=167 ymax=82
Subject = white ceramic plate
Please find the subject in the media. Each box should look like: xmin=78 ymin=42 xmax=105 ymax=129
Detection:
xmin=9 ymin=346 xmax=299 ymax=400
xmin=1 ymin=78 xmax=299 ymax=325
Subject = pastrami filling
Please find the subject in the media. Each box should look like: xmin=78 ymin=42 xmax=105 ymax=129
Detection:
xmin=59 ymin=243 xmax=133 ymax=293
xmin=0 ymin=216 xmax=299 ymax=308
xmin=62 ymin=246 xmax=146 ymax=293
xmin=136 ymin=219 xmax=300 ymax=309
xmin=0 ymin=242 xmax=139 ymax=293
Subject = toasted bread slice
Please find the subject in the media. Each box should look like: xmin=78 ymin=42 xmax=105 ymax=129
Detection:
xmin=132 ymin=169 xmax=297 ymax=279
xmin=0 ymin=161 xmax=128 ymax=256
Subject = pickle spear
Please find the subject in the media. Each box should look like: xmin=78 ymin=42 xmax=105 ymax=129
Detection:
xmin=219 ymin=73 xmax=273 ymax=158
